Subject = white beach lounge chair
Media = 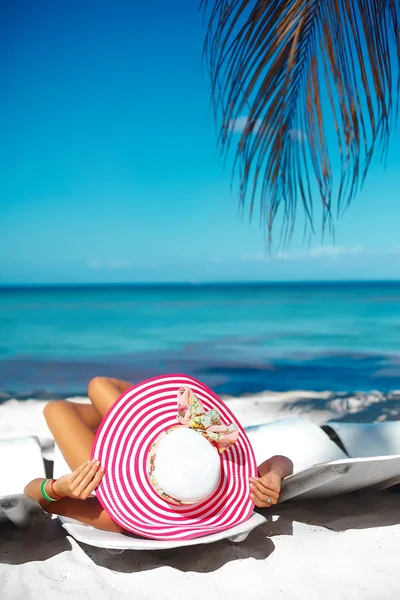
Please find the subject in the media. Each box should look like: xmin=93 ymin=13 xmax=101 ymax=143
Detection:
xmin=323 ymin=420 xmax=400 ymax=458
xmin=0 ymin=436 xmax=46 ymax=527
xmin=245 ymin=417 xmax=400 ymax=501
xmin=1 ymin=417 xmax=400 ymax=552
xmin=51 ymin=444 xmax=266 ymax=551
xmin=0 ymin=434 xmax=265 ymax=549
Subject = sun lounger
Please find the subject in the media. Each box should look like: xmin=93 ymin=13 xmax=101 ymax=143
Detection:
xmin=324 ymin=420 xmax=400 ymax=458
xmin=245 ymin=417 xmax=400 ymax=501
xmin=52 ymin=444 xmax=266 ymax=550
xmin=2 ymin=417 xmax=399 ymax=551
xmin=0 ymin=436 xmax=45 ymax=527
xmin=0 ymin=434 xmax=265 ymax=548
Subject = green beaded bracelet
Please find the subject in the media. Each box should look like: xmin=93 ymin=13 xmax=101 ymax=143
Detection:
xmin=40 ymin=479 xmax=59 ymax=502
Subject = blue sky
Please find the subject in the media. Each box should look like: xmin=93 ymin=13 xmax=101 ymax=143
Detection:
xmin=1 ymin=0 xmax=399 ymax=284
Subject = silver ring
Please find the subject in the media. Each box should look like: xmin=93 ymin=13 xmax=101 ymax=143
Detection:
xmin=267 ymin=497 xmax=272 ymax=504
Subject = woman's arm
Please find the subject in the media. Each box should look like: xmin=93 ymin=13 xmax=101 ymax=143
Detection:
xmin=258 ymin=454 xmax=294 ymax=479
xmin=24 ymin=478 xmax=60 ymax=511
xmin=250 ymin=455 xmax=294 ymax=509
xmin=24 ymin=460 xmax=124 ymax=533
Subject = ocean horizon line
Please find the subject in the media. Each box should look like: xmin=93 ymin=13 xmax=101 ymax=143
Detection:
xmin=1 ymin=279 xmax=400 ymax=291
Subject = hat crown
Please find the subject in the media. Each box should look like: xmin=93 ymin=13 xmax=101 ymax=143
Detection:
xmin=153 ymin=427 xmax=221 ymax=503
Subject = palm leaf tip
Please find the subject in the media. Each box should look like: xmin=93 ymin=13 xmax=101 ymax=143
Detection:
xmin=201 ymin=0 xmax=400 ymax=244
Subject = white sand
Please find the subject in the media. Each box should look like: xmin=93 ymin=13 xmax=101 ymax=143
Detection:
xmin=1 ymin=392 xmax=400 ymax=599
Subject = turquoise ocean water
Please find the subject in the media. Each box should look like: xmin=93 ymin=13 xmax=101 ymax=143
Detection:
xmin=1 ymin=282 xmax=400 ymax=397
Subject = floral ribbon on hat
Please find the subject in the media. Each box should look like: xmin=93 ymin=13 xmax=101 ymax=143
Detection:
xmin=147 ymin=386 xmax=239 ymax=505
xmin=176 ymin=386 xmax=238 ymax=453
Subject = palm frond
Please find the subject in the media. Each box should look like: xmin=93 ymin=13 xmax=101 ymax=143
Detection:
xmin=201 ymin=0 xmax=400 ymax=244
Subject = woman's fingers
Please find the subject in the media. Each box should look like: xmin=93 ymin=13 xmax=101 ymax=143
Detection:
xmin=72 ymin=460 xmax=96 ymax=488
xmin=250 ymin=490 xmax=277 ymax=507
xmin=252 ymin=477 xmax=280 ymax=499
xmin=249 ymin=477 xmax=275 ymax=499
xmin=74 ymin=461 xmax=101 ymax=496
xmin=68 ymin=460 xmax=103 ymax=498
xmin=250 ymin=491 xmax=264 ymax=508
xmin=249 ymin=477 xmax=279 ymax=507
xmin=70 ymin=460 xmax=91 ymax=480
xmin=79 ymin=466 xmax=105 ymax=500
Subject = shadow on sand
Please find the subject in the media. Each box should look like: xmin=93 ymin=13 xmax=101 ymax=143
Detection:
xmin=82 ymin=489 xmax=399 ymax=574
xmin=0 ymin=513 xmax=71 ymax=565
xmin=1 ymin=488 xmax=399 ymax=572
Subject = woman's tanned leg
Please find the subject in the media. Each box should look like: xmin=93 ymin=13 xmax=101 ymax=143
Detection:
xmin=86 ymin=376 xmax=133 ymax=419
xmin=44 ymin=377 xmax=134 ymax=470
xmin=43 ymin=401 xmax=95 ymax=471
xmin=36 ymin=377 xmax=134 ymax=533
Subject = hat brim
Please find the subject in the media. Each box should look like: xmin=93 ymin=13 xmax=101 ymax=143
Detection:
xmin=91 ymin=375 xmax=257 ymax=541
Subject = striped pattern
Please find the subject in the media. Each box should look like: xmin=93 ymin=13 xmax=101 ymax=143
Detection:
xmin=91 ymin=375 xmax=257 ymax=540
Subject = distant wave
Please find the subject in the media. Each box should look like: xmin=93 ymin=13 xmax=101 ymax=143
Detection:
xmin=1 ymin=348 xmax=400 ymax=399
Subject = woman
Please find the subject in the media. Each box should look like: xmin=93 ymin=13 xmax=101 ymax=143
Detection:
xmin=24 ymin=376 xmax=293 ymax=534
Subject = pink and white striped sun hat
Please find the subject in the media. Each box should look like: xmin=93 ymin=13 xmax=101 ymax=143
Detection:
xmin=91 ymin=374 xmax=257 ymax=541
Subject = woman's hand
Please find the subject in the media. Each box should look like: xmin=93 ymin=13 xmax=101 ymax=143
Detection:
xmin=250 ymin=455 xmax=293 ymax=508
xmin=53 ymin=459 xmax=104 ymax=500
xmin=249 ymin=470 xmax=282 ymax=508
